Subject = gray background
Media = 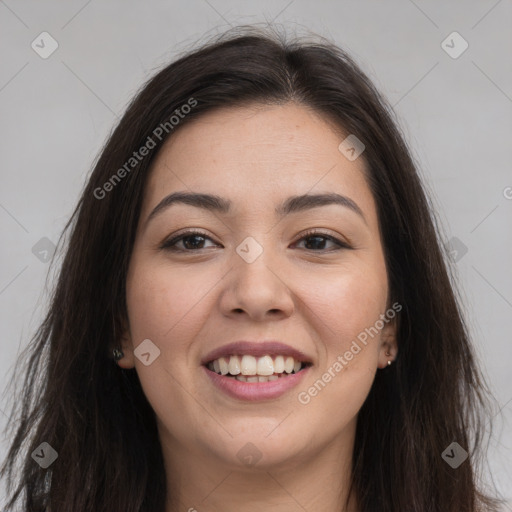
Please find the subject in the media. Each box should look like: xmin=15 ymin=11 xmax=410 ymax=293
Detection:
xmin=1 ymin=0 xmax=511 ymax=506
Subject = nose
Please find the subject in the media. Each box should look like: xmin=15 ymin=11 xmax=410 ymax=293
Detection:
xmin=218 ymin=242 xmax=295 ymax=322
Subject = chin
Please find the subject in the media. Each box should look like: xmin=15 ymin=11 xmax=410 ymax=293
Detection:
xmin=207 ymin=430 xmax=306 ymax=470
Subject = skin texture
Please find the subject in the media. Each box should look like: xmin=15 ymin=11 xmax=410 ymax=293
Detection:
xmin=118 ymin=102 xmax=398 ymax=512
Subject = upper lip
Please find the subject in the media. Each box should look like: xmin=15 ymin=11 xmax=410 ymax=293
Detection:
xmin=201 ymin=340 xmax=313 ymax=365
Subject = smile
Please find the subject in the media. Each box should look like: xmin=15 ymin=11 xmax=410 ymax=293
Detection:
xmin=203 ymin=354 xmax=312 ymax=401
xmin=206 ymin=354 xmax=309 ymax=382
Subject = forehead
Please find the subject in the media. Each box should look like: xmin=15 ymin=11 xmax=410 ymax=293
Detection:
xmin=142 ymin=102 xmax=376 ymax=223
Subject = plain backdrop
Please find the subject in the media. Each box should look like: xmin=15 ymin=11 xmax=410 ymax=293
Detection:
xmin=1 ymin=0 xmax=511 ymax=506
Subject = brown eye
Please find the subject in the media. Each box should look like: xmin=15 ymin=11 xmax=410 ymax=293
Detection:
xmin=160 ymin=231 xmax=218 ymax=252
xmin=293 ymin=230 xmax=351 ymax=252
xmin=160 ymin=229 xmax=351 ymax=253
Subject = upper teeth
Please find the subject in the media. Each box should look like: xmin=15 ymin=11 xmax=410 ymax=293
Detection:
xmin=208 ymin=354 xmax=303 ymax=376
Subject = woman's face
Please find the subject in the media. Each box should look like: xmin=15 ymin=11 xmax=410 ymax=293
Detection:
xmin=121 ymin=102 xmax=397 ymax=471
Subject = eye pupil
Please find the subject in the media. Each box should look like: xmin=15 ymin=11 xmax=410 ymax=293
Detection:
xmin=304 ymin=236 xmax=327 ymax=250
xmin=183 ymin=235 xmax=205 ymax=250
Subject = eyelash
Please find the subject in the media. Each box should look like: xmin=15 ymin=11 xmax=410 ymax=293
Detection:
xmin=159 ymin=229 xmax=351 ymax=253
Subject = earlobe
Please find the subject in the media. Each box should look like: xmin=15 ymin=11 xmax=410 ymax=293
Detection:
xmin=378 ymin=342 xmax=397 ymax=369
xmin=114 ymin=340 xmax=136 ymax=369
xmin=113 ymin=319 xmax=136 ymax=369
xmin=378 ymin=318 xmax=398 ymax=369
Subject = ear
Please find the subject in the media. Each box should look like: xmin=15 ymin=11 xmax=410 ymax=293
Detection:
xmin=377 ymin=314 xmax=398 ymax=370
xmin=114 ymin=316 xmax=136 ymax=369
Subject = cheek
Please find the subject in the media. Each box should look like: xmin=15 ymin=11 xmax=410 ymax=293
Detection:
xmin=298 ymin=360 xmax=376 ymax=443
xmin=295 ymin=266 xmax=386 ymax=425
xmin=124 ymin=260 xmax=213 ymax=422
xmin=125 ymin=267 xmax=173 ymax=342
xmin=296 ymin=271 xmax=384 ymax=432
xmin=125 ymin=259 xmax=216 ymax=344
xmin=305 ymin=264 xmax=388 ymax=348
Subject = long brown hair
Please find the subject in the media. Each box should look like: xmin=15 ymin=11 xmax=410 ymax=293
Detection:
xmin=1 ymin=24 xmax=503 ymax=511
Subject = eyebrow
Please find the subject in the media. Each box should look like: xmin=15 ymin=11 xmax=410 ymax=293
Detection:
xmin=143 ymin=191 xmax=367 ymax=231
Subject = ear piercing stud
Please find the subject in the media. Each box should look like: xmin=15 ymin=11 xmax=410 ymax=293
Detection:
xmin=113 ymin=348 xmax=124 ymax=361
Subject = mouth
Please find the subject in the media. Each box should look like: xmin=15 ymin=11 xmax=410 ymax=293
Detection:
xmin=204 ymin=354 xmax=312 ymax=383
xmin=201 ymin=340 xmax=313 ymax=401
xmin=201 ymin=341 xmax=313 ymax=401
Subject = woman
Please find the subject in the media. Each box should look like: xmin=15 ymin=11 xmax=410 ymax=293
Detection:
xmin=1 ymin=25 xmax=504 ymax=511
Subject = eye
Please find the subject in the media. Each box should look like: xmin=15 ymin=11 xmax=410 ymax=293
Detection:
xmin=159 ymin=230 xmax=218 ymax=252
xmin=293 ymin=229 xmax=351 ymax=252
xmin=160 ymin=229 xmax=351 ymax=253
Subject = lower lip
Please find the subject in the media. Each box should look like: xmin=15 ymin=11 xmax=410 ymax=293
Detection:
xmin=203 ymin=366 xmax=310 ymax=401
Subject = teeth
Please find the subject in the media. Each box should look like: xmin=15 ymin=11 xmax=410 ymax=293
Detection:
xmin=256 ymin=355 xmax=274 ymax=376
xmin=284 ymin=356 xmax=294 ymax=373
xmin=228 ymin=355 xmax=241 ymax=375
xmin=241 ymin=355 xmax=257 ymax=376
xmin=274 ymin=355 xmax=285 ymax=373
xmin=208 ymin=354 xmax=308 ymax=377
xmin=218 ymin=357 xmax=229 ymax=375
